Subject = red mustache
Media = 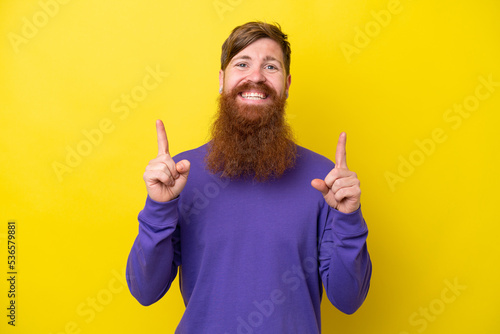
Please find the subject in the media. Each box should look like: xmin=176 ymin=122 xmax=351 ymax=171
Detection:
xmin=229 ymin=81 xmax=277 ymax=100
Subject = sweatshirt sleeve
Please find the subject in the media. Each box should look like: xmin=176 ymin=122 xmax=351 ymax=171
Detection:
xmin=318 ymin=204 xmax=372 ymax=314
xmin=126 ymin=196 xmax=181 ymax=306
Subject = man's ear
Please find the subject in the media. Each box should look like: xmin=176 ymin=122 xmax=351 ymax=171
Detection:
xmin=285 ymin=74 xmax=291 ymax=98
xmin=219 ymin=70 xmax=224 ymax=92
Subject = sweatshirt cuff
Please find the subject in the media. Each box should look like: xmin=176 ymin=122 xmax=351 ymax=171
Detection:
xmin=138 ymin=196 xmax=179 ymax=227
xmin=330 ymin=206 xmax=367 ymax=236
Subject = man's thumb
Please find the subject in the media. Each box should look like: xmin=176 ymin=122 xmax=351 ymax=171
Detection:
xmin=311 ymin=179 xmax=329 ymax=196
xmin=176 ymin=160 xmax=190 ymax=176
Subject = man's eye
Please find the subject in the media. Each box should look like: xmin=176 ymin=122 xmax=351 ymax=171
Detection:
xmin=265 ymin=65 xmax=277 ymax=70
xmin=236 ymin=63 xmax=247 ymax=68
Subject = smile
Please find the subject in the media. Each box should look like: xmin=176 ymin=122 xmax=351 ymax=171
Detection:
xmin=240 ymin=92 xmax=268 ymax=100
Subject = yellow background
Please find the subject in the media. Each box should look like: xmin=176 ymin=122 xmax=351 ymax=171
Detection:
xmin=1 ymin=0 xmax=499 ymax=333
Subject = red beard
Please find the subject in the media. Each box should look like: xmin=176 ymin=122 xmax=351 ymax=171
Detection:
xmin=205 ymin=82 xmax=297 ymax=181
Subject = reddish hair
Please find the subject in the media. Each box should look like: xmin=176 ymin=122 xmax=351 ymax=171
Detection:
xmin=205 ymin=82 xmax=296 ymax=181
xmin=221 ymin=21 xmax=291 ymax=75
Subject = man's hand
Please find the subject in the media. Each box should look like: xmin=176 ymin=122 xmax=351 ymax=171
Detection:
xmin=311 ymin=132 xmax=361 ymax=214
xmin=143 ymin=120 xmax=190 ymax=202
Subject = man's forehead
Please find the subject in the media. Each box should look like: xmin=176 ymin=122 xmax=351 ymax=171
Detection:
xmin=230 ymin=38 xmax=284 ymax=64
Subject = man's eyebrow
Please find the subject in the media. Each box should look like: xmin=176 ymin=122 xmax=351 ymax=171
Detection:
xmin=231 ymin=55 xmax=282 ymax=63
xmin=262 ymin=55 xmax=280 ymax=63
xmin=231 ymin=55 xmax=252 ymax=62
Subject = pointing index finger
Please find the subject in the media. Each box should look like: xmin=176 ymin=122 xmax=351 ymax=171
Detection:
xmin=156 ymin=119 xmax=169 ymax=155
xmin=335 ymin=132 xmax=348 ymax=169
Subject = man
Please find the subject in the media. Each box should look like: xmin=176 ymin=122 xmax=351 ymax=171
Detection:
xmin=126 ymin=21 xmax=372 ymax=333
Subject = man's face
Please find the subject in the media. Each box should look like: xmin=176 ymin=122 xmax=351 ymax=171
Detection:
xmin=219 ymin=38 xmax=291 ymax=113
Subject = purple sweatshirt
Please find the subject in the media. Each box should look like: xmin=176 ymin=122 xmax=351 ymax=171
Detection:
xmin=126 ymin=144 xmax=371 ymax=333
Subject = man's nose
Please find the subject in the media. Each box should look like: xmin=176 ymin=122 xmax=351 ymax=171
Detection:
xmin=246 ymin=67 xmax=266 ymax=83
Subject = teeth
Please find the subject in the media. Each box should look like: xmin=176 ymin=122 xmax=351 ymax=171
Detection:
xmin=242 ymin=92 xmax=266 ymax=99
